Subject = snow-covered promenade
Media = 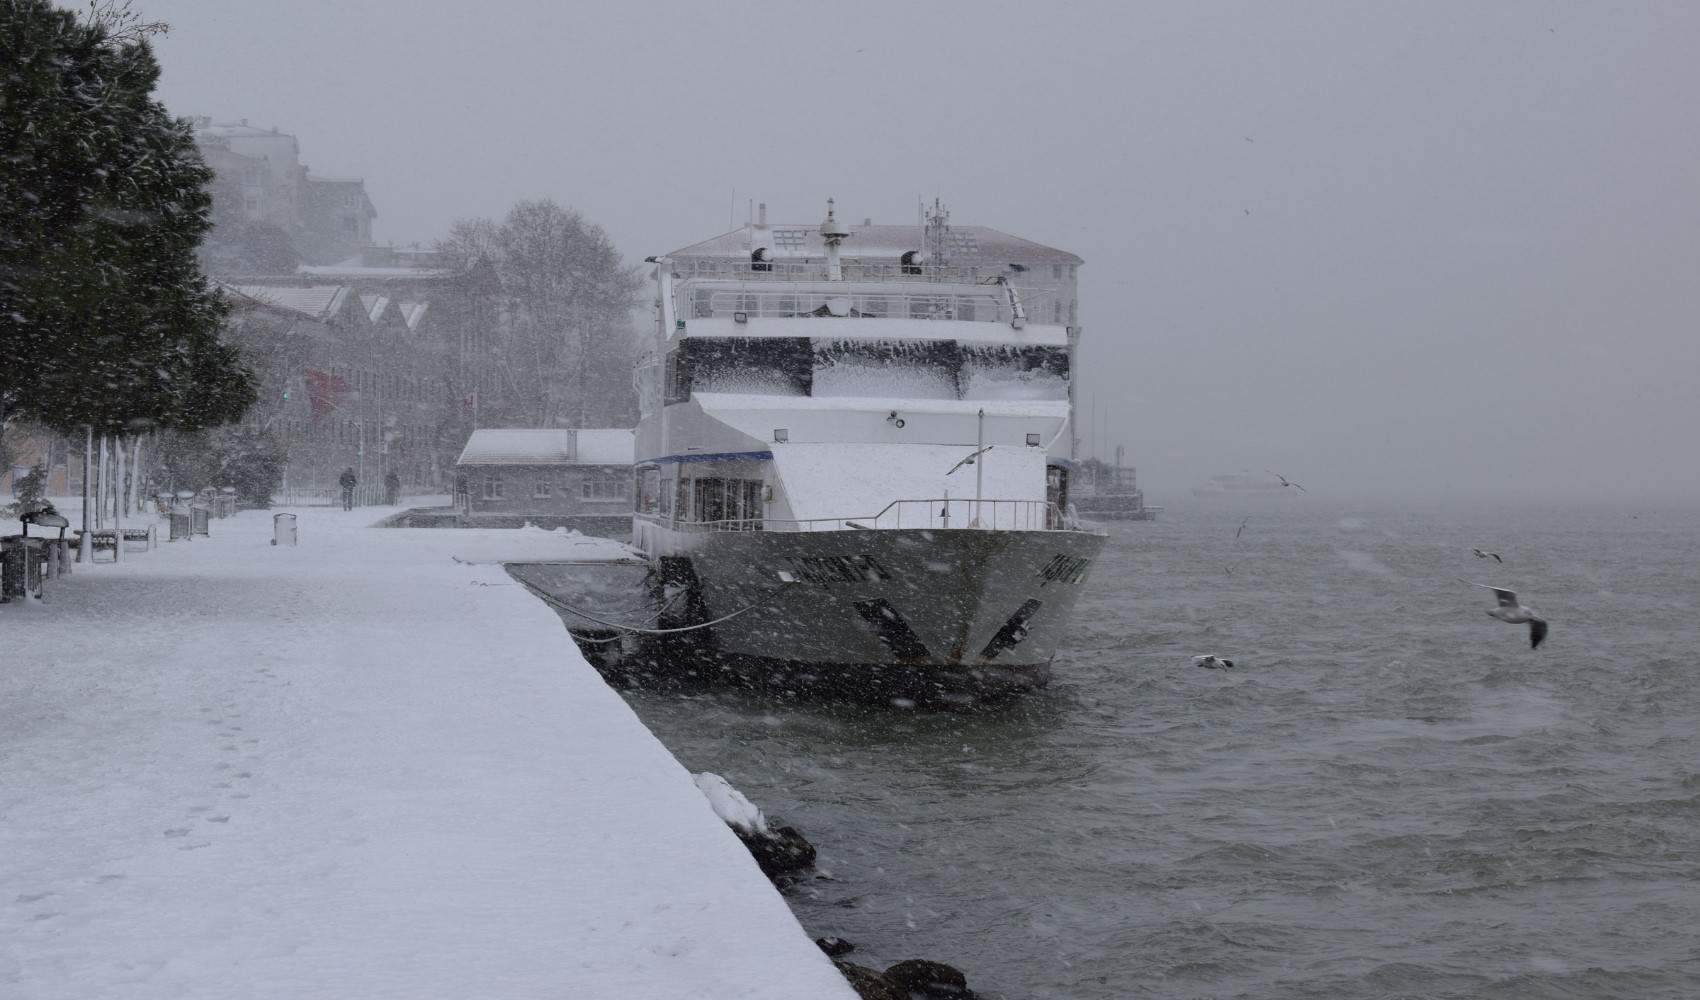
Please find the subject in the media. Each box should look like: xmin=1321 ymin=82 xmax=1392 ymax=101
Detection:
xmin=1 ymin=506 xmax=855 ymax=999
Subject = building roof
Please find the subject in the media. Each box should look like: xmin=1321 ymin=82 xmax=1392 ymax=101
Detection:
xmin=397 ymin=301 xmax=429 ymax=330
xmin=457 ymin=429 xmax=634 ymax=467
xmin=223 ymin=284 xmax=350 ymax=323
xmin=669 ymin=222 xmax=1082 ymax=265
xmin=193 ymin=120 xmax=292 ymax=139
xmin=360 ymin=293 xmax=390 ymax=323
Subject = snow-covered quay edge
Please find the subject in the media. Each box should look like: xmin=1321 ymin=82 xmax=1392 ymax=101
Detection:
xmin=0 ymin=505 xmax=855 ymax=999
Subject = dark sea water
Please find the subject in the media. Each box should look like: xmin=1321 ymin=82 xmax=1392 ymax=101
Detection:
xmin=615 ymin=497 xmax=1700 ymax=999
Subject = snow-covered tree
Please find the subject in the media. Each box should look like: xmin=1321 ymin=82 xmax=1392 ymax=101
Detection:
xmin=0 ymin=0 xmax=255 ymax=436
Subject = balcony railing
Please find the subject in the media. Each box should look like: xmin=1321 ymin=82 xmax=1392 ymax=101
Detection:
xmin=681 ymin=285 xmax=1013 ymax=326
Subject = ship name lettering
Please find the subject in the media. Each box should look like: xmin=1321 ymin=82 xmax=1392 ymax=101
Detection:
xmin=784 ymin=554 xmax=892 ymax=586
xmin=1036 ymin=554 xmax=1091 ymax=586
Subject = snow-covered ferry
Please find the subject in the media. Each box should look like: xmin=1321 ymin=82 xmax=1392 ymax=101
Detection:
xmin=620 ymin=202 xmax=1106 ymax=701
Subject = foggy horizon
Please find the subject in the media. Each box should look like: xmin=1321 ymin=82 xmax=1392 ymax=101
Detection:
xmin=140 ymin=0 xmax=1700 ymax=501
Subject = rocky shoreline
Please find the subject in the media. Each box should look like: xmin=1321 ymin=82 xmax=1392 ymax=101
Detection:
xmin=696 ymin=773 xmax=982 ymax=999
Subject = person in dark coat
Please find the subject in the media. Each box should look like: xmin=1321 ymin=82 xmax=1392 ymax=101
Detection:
xmin=339 ymin=467 xmax=357 ymax=510
xmin=383 ymin=469 xmax=401 ymax=506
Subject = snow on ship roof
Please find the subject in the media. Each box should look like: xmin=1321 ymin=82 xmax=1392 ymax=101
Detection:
xmin=670 ymin=223 xmax=1082 ymax=264
xmin=457 ymin=429 xmax=634 ymax=467
xmin=772 ymin=442 xmax=1047 ymax=521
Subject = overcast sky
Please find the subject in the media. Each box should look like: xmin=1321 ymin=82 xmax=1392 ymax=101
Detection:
xmin=141 ymin=0 xmax=1700 ymax=500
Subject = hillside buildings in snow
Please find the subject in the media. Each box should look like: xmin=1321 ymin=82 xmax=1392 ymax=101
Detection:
xmin=191 ymin=118 xmax=376 ymax=269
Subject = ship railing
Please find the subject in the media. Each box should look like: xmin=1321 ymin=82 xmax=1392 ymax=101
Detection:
xmin=676 ymin=259 xmax=1031 ymax=284
xmin=680 ymin=287 xmax=1014 ymax=325
xmin=641 ymin=498 xmax=1072 ymax=534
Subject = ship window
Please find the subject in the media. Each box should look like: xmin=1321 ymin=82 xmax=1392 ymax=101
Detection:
xmin=673 ymin=478 xmax=691 ymax=520
xmin=638 ymin=467 xmax=661 ymax=514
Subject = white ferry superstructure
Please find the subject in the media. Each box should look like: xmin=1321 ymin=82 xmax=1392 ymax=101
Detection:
xmin=625 ymin=201 xmax=1105 ymax=700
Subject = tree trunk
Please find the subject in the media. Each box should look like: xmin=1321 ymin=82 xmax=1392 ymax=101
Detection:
xmin=129 ymin=435 xmax=144 ymax=515
xmin=96 ymin=435 xmax=108 ymax=529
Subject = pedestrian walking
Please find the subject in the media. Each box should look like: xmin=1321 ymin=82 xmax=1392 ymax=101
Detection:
xmin=384 ymin=469 xmax=400 ymax=506
xmin=339 ymin=466 xmax=357 ymax=510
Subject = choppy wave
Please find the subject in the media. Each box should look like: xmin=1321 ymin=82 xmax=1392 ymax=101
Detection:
xmin=618 ymin=497 xmax=1700 ymax=998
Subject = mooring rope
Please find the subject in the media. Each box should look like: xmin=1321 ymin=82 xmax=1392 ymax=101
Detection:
xmin=506 ymin=570 xmax=800 ymax=638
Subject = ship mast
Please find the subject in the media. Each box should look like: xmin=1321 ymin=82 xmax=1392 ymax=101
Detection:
xmin=820 ymin=198 xmax=849 ymax=280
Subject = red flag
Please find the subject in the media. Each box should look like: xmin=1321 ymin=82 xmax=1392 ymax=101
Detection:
xmin=305 ymin=370 xmax=347 ymax=420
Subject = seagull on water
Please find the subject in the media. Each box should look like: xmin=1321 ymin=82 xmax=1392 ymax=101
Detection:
xmin=1266 ymin=470 xmax=1307 ymax=492
xmin=1192 ymin=655 xmax=1235 ymax=669
xmin=1470 ymin=584 xmax=1548 ymax=648
xmin=1472 ymin=548 xmax=1502 ymax=563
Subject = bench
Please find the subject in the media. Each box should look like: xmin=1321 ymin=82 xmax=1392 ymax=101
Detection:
xmin=72 ymin=524 xmax=158 ymax=562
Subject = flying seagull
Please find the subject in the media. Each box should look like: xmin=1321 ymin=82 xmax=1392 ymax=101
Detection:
xmin=1193 ymin=655 xmax=1235 ymax=669
xmin=1472 ymin=548 xmax=1503 ymax=563
xmin=1470 ymin=584 xmax=1548 ymax=648
xmin=1236 ymin=516 xmax=1250 ymax=540
xmin=1266 ymin=470 xmax=1307 ymax=492
xmin=946 ymin=445 xmax=992 ymax=476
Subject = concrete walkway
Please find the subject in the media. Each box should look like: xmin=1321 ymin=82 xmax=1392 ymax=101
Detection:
xmin=0 ymin=505 xmax=854 ymax=999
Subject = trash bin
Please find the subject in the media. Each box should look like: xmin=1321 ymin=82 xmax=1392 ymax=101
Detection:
xmin=191 ymin=505 xmax=210 ymax=537
xmin=272 ymin=512 xmax=297 ymax=546
xmin=170 ymin=490 xmax=197 ymax=542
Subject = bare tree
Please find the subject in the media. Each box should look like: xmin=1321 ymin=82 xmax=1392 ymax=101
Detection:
xmin=436 ymin=201 xmax=640 ymax=428
xmin=79 ymin=0 xmax=170 ymax=42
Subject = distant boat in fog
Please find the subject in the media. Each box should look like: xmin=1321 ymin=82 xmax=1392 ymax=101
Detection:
xmin=1191 ymin=472 xmax=1295 ymax=499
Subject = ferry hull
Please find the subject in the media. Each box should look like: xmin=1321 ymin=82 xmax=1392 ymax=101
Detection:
xmin=633 ymin=523 xmax=1106 ymax=701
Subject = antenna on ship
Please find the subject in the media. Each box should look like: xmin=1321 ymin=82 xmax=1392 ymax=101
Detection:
xmin=820 ymin=197 xmax=850 ymax=281
xmin=925 ymin=198 xmax=951 ymax=281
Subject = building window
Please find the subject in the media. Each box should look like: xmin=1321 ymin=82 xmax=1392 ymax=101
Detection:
xmin=582 ymin=475 xmax=630 ymax=502
xmin=483 ymin=476 xmax=504 ymax=500
xmin=533 ymin=480 xmax=552 ymax=498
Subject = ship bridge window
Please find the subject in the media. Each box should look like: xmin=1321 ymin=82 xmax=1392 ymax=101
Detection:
xmin=959 ymin=343 xmax=1070 ymax=401
xmin=667 ymin=337 xmax=811 ymax=402
xmin=812 ymin=338 xmax=959 ymax=400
